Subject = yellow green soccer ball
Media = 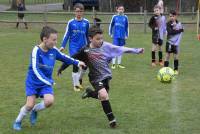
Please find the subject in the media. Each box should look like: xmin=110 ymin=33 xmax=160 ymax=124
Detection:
xmin=157 ymin=67 xmax=175 ymax=83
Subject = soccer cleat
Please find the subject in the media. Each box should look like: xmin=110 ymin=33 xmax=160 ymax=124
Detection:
xmin=74 ymin=86 xmax=81 ymax=92
xmin=111 ymin=64 xmax=116 ymax=69
xmin=30 ymin=110 xmax=37 ymax=126
xmin=117 ymin=64 xmax=125 ymax=69
xmin=159 ymin=61 xmax=164 ymax=66
xmin=13 ymin=122 xmax=22 ymax=131
xmin=174 ymin=70 xmax=179 ymax=75
xmin=82 ymin=87 xmax=93 ymax=99
xmin=151 ymin=62 xmax=156 ymax=67
xmin=109 ymin=119 xmax=117 ymax=128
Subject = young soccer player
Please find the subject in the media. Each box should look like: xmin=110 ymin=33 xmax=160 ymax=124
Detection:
xmin=13 ymin=26 xmax=85 ymax=131
xmin=60 ymin=3 xmax=89 ymax=91
xmin=109 ymin=4 xmax=129 ymax=69
xmin=164 ymin=10 xmax=184 ymax=75
xmin=57 ymin=25 xmax=144 ymax=128
xmin=16 ymin=0 xmax=28 ymax=29
xmin=148 ymin=5 xmax=166 ymax=67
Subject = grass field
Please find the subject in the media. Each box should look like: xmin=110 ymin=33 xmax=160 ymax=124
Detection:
xmin=0 ymin=19 xmax=200 ymax=134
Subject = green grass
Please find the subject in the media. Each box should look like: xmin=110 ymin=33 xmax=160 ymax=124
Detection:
xmin=0 ymin=18 xmax=200 ymax=134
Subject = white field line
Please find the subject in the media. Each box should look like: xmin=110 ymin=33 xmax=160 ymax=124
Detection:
xmin=171 ymin=79 xmax=180 ymax=134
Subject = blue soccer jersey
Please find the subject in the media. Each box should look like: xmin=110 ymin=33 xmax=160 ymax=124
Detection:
xmin=61 ymin=18 xmax=89 ymax=56
xmin=25 ymin=46 xmax=79 ymax=89
xmin=109 ymin=14 xmax=129 ymax=39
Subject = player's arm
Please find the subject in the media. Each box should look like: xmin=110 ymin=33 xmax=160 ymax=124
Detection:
xmin=32 ymin=47 xmax=54 ymax=86
xmin=104 ymin=42 xmax=144 ymax=58
xmin=167 ymin=22 xmax=183 ymax=35
xmin=55 ymin=47 xmax=85 ymax=68
xmin=109 ymin=15 xmax=115 ymax=37
xmin=125 ymin=16 xmax=129 ymax=38
xmin=148 ymin=16 xmax=155 ymax=29
xmin=60 ymin=21 xmax=71 ymax=51
xmin=57 ymin=48 xmax=86 ymax=76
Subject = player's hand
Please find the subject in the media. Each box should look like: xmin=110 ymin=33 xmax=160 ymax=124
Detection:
xmin=78 ymin=61 xmax=86 ymax=69
xmin=57 ymin=68 xmax=62 ymax=76
xmin=59 ymin=47 xmax=65 ymax=52
xmin=138 ymin=48 xmax=144 ymax=54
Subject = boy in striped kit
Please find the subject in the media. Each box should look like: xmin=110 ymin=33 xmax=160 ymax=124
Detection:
xmin=13 ymin=26 xmax=85 ymax=131
xmin=164 ymin=10 xmax=184 ymax=75
xmin=109 ymin=4 xmax=129 ymax=69
xmin=60 ymin=3 xmax=89 ymax=91
xmin=57 ymin=25 xmax=144 ymax=128
xmin=148 ymin=5 xmax=166 ymax=67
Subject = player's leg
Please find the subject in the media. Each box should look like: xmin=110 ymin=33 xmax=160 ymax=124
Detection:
xmin=173 ymin=46 xmax=179 ymax=75
xmin=164 ymin=42 xmax=171 ymax=67
xmin=151 ymin=43 xmax=157 ymax=67
xmin=117 ymin=39 xmax=126 ymax=69
xmin=16 ymin=17 xmax=19 ymax=28
xmin=79 ymin=67 xmax=87 ymax=89
xmin=111 ymin=38 xmax=119 ymax=69
xmin=72 ymin=65 xmax=81 ymax=91
xmin=158 ymin=39 xmax=163 ymax=66
xmin=98 ymin=82 xmax=116 ymax=128
xmin=22 ymin=17 xmax=28 ymax=29
xmin=13 ymin=95 xmax=36 ymax=130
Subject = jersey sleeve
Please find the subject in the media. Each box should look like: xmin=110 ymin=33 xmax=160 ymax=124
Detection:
xmin=125 ymin=16 xmax=129 ymax=38
xmin=167 ymin=22 xmax=183 ymax=35
xmin=61 ymin=21 xmax=71 ymax=48
xmin=104 ymin=42 xmax=142 ymax=58
xmin=109 ymin=15 xmax=115 ymax=36
xmin=54 ymin=47 xmax=79 ymax=66
xmin=31 ymin=47 xmax=54 ymax=86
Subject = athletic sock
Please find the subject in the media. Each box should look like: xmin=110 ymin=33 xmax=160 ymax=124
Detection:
xmin=152 ymin=51 xmax=156 ymax=62
xmin=174 ymin=59 xmax=179 ymax=70
xmin=101 ymin=100 xmax=115 ymax=121
xmin=15 ymin=106 xmax=30 ymax=123
xmin=32 ymin=101 xmax=46 ymax=111
xmin=164 ymin=61 xmax=169 ymax=67
xmin=117 ymin=55 xmax=122 ymax=65
xmin=159 ymin=51 xmax=163 ymax=62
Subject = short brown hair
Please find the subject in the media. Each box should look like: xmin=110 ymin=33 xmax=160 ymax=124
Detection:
xmin=74 ymin=3 xmax=84 ymax=10
xmin=40 ymin=26 xmax=57 ymax=41
xmin=88 ymin=25 xmax=103 ymax=38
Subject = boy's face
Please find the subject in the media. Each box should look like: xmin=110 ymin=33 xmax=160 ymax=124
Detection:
xmin=75 ymin=8 xmax=84 ymax=19
xmin=154 ymin=8 xmax=161 ymax=16
xmin=169 ymin=14 xmax=177 ymax=21
xmin=117 ymin=6 xmax=124 ymax=14
xmin=89 ymin=34 xmax=103 ymax=48
xmin=43 ymin=33 xmax=58 ymax=49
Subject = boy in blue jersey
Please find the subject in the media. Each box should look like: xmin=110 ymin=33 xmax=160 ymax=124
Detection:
xmin=60 ymin=3 xmax=89 ymax=91
xmin=13 ymin=26 xmax=85 ymax=131
xmin=57 ymin=25 xmax=144 ymax=128
xmin=109 ymin=4 xmax=129 ymax=69
xmin=148 ymin=5 xmax=166 ymax=67
xmin=164 ymin=10 xmax=184 ymax=75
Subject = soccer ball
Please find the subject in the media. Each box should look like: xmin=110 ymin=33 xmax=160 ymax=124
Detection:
xmin=157 ymin=67 xmax=175 ymax=83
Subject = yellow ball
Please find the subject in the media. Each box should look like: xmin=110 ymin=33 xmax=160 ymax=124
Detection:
xmin=157 ymin=67 xmax=175 ymax=83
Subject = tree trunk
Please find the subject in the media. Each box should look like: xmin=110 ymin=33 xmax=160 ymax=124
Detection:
xmin=63 ymin=0 xmax=72 ymax=10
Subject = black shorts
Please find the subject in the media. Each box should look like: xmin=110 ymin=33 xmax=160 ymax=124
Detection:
xmin=18 ymin=13 xmax=24 ymax=19
xmin=91 ymin=78 xmax=110 ymax=92
xmin=152 ymin=37 xmax=163 ymax=46
xmin=166 ymin=42 xmax=178 ymax=54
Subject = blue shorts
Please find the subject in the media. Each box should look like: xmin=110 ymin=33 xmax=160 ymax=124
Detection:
xmin=113 ymin=38 xmax=125 ymax=46
xmin=25 ymin=84 xmax=53 ymax=98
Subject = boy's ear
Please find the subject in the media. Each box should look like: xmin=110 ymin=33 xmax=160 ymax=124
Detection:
xmin=89 ymin=37 xmax=93 ymax=42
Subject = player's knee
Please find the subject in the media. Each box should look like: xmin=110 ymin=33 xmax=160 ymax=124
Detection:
xmin=25 ymin=105 xmax=34 ymax=111
xmin=98 ymin=89 xmax=109 ymax=101
xmin=44 ymin=98 xmax=54 ymax=107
